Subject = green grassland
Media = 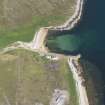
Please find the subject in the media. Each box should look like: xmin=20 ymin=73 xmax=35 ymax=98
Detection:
xmin=0 ymin=0 xmax=76 ymax=48
xmin=0 ymin=49 xmax=78 ymax=105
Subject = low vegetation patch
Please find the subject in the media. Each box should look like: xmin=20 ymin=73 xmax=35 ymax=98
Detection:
xmin=0 ymin=49 xmax=78 ymax=105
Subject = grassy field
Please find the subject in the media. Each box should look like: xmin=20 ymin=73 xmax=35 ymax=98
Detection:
xmin=0 ymin=0 xmax=76 ymax=48
xmin=0 ymin=49 xmax=78 ymax=105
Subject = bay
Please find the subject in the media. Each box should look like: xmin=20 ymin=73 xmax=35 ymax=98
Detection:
xmin=47 ymin=0 xmax=105 ymax=104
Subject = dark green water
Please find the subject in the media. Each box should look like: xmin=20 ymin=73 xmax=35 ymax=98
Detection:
xmin=47 ymin=0 xmax=105 ymax=103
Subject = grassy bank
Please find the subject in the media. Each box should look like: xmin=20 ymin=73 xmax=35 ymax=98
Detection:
xmin=0 ymin=49 xmax=78 ymax=105
xmin=0 ymin=0 xmax=76 ymax=48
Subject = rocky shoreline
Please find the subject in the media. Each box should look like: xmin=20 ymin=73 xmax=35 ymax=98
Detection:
xmin=50 ymin=0 xmax=85 ymax=30
xmin=68 ymin=55 xmax=89 ymax=105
